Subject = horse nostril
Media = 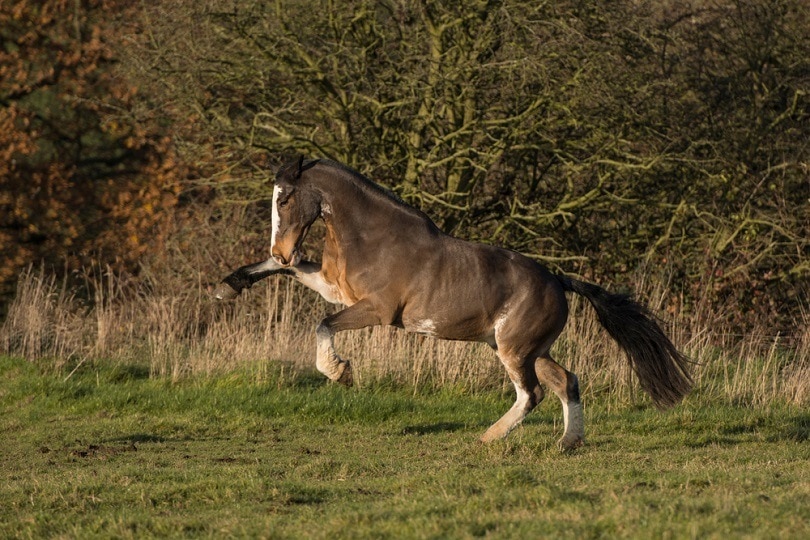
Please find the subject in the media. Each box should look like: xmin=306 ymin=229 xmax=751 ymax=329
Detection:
xmin=271 ymin=248 xmax=289 ymax=266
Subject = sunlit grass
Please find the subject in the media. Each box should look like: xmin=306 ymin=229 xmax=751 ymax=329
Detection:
xmin=1 ymin=357 xmax=807 ymax=539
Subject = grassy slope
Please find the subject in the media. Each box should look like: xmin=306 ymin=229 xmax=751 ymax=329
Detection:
xmin=1 ymin=356 xmax=808 ymax=539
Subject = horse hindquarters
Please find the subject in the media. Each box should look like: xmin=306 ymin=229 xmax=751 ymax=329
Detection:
xmin=479 ymin=276 xmax=578 ymax=446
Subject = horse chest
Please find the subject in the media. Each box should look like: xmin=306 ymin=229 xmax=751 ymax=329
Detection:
xmin=320 ymin=256 xmax=359 ymax=306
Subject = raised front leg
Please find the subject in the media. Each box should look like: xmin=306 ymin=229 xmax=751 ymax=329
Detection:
xmin=214 ymin=259 xmax=346 ymax=306
xmin=315 ymin=300 xmax=381 ymax=386
xmin=213 ymin=258 xmax=293 ymax=300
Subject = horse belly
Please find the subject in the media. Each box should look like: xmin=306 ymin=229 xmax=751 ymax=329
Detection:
xmin=402 ymin=312 xmax=494 ymax=343
xmin=399 ymin=259 xmax=508 ymax=341
xmin=403 ymin=318 xmax=441 ymax=337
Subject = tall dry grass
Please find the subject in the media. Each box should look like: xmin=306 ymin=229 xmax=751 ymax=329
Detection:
xmin=1 ymin=263 xmax=807 ymax=407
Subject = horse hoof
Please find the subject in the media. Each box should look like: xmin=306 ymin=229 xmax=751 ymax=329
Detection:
xmin=212 ymin=282 xmax=240 ymax=300
xmin=479 ymin=433 xmax=498 ymax=444
xmin=336 ymin=361 xmax=353 ymax=387
xmin=479 ymin=426 xmax=507 ymax=443
xmin=557 ymin=435 xmax=585 ymax=452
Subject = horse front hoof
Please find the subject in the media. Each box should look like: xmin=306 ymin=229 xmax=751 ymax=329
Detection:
xmin=212 ymin=282 xmax=240 ymax=300
xmin=336 ymin=361 xmax=353 ymax=387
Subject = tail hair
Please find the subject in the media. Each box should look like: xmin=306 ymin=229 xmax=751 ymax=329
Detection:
xmin=557 ymin=275 xmax=693 ymax=408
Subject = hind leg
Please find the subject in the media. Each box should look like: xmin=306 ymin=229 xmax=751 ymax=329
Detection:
xmin=480 ymin=352 xmax=544 ymax=443
xmin=536 ymin=355 xmax=585 ymax=451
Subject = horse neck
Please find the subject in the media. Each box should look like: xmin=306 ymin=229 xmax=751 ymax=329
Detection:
xmin=316 ymin=173 xmax=422 ymax=246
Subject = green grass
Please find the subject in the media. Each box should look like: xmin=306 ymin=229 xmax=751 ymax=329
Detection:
xmin=1 ymin=356 xmax=808 ymax=539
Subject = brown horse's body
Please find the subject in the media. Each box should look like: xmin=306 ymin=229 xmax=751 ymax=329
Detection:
xmin=215 ymin=158 xmax=692 ymax=450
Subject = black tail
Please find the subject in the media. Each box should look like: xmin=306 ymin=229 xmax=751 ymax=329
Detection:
xmin=556 ymin=275 xmax=693 ymax=409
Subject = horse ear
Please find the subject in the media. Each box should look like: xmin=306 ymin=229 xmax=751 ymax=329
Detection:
xmin=295 ymin=155 xmax=305 ymax=179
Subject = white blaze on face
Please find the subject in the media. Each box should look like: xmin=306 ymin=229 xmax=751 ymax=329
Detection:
xmin=271 ymin=184 xmax=283 ymax=251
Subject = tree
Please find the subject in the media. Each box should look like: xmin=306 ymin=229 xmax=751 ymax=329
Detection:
xmin=0 ymin=0 xmax=188 ymax=309
xmin=121 ymin=0 xmax=808 ymax=330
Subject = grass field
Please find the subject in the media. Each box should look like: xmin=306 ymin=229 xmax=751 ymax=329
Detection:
xmin=2 ymin=356 xmax=807 ymax=539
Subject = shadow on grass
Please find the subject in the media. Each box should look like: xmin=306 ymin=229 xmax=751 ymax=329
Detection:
xmin=285 ymin=370 xmax=330 ymax=390
xmin=108 ymin=364 xmax=151 ymax=382
xmin=776 ymin=412 xmax=809 ymax=443
xmin=400 ymin=422 xmax=466 ymax=435
xmin=397 ymin=410 xmax=560 ymax=439
xmin=683 ymin=410 xmax=809 ymax=448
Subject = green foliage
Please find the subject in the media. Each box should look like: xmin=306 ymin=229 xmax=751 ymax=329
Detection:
xmin=120 ymin=0 xmax=808 ymax=330
xmin=0 ymin=0 xmax=188 ymax=315
xmin=1 ymin=1 xmax=806 ymax=330
xmin=1 ymin=356 xmax=807 ymax=538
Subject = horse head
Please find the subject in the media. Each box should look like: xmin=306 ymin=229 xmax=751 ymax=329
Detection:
xmin=270 ymin=157 xmax=321 ymax=267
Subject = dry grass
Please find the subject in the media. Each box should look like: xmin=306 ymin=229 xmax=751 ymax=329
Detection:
xmin=2 ymin=263 xmax=807 ymax=407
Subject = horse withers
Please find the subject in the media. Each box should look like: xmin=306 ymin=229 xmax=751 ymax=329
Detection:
xmin=214 ymin=157 xmax=692 ymax=450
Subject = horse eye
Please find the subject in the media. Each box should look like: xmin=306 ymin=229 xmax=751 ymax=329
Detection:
xmin=278 ymin=198 xmax=289 ymax=208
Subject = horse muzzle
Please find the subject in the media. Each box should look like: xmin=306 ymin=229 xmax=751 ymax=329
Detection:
xmin=271 ymin=247 xmax=301 ymax=268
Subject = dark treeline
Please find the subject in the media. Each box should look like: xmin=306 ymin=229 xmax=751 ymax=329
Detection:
xmin=2 ymin=0 xmax=808 ymax=332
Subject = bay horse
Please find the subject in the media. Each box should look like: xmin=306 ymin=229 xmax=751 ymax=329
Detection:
xmin=214 ymin=157 xmax=692 ymax=450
